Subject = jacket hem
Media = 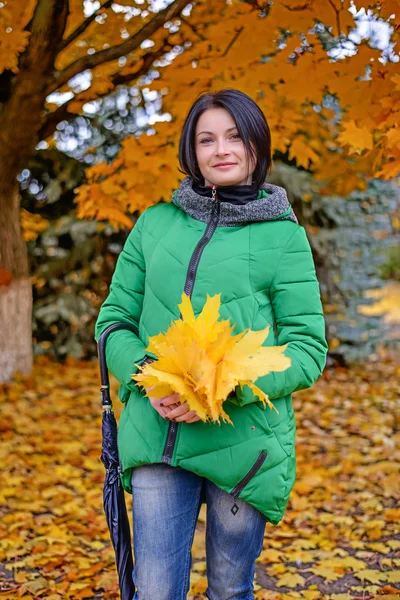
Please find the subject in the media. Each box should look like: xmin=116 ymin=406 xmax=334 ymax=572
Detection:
xmin=119 ymin=468 xmax=288 ymax=526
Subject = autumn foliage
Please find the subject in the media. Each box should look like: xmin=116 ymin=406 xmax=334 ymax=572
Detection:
xmin=133 ymin=293 xmax=291 ymax=423
xmin=1 ymin=1 xmax=399 ymax=235
xmin=73 ymin=0 xmax=400 ymax=228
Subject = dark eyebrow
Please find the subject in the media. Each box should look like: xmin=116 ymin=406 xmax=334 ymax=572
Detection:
xmin=196 ymin=126 xmax=238 ymax=137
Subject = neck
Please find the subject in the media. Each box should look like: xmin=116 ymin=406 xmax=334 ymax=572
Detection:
xmin=192 ymin=179 xmax=258 ymax=206
xmin=203 ymin=177 xmax=253 ymax=187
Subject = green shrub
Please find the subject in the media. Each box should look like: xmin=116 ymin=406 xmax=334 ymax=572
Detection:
xmin=379 ymin=244 xmax=400 ymax=281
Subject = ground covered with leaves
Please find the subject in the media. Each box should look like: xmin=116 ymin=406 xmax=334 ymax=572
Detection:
xmin=0 ymin=350 xmax=399 ymax=599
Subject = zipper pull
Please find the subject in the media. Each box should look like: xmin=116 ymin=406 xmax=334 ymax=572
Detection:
xmin=231 ymin=501 xmax=239 ymax=515
xmin=212 ymin=185 xmax=217 ymax=201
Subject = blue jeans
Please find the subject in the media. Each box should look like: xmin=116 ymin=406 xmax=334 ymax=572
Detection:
xmin=131 ymin=463 xmax=267 ymax=600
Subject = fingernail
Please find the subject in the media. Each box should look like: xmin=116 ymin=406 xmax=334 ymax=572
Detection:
xmin=160 ymin=402 xmax=164 ymax=407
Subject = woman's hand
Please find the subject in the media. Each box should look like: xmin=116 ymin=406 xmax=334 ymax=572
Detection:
xmin=145 ymin=387 xmax=201 ymax=423
xmin=160 ymin=395 xmax=202 ymax=423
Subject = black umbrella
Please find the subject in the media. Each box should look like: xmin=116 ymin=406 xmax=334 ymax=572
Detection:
xmin=98 ymin=322 xmax=139 ymax=600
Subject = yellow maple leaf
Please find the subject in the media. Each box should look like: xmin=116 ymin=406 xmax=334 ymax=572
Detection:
xmin=355 ymin=569 xmax=388 ymax=584
xmin=20 ymin=208 xmax=49 ymax=242
xmin=386 ymin=571 xmax=400 ymax=584
xmin=0 ymin=28 xmax=30 ymax=74
xmin=337 ymin=120 xmax=374 ymax=154
xmin=288 ymin=138 xmax=321 ymax=169
xmin=375 ymin=158 xmax=400 ymax=180
xmin=132 ymin=293 xmax=291 ymax=424
xmin=276 ymin=572 xmax=305 ymax=588
xmin=309 ymin=565 xmax=344 ymax=581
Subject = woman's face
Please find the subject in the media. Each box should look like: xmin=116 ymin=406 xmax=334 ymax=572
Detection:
xmin=194 ymin=108 xmax=256 ymax=187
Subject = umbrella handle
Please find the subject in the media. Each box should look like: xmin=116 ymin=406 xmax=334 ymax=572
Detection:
xmin=97 ymin=323 xmax=140 ymax=408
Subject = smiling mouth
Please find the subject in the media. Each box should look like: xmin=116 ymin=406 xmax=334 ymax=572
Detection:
xmin=213 ymin=163 xmax=237 ymax=168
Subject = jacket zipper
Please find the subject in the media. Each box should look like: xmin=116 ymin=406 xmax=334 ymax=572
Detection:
xmin=161 ymin=186 xmax=221 ymax=465
xmin=183 ymin=189 xmax=221 ymax=299
xmin=230 ymin=450 xmax=268 ymax=515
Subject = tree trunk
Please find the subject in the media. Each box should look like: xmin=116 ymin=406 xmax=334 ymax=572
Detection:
xmin=0 ymin=282 xmax=32 ymax=381
xmin=0 ymin=0 xmax=69 ymax=382
xmin=0 ymin=185 xmax=32 ymax=381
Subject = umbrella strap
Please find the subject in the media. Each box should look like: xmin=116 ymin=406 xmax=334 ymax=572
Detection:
xmin=97 ymin=322 xmax=140 ymax=406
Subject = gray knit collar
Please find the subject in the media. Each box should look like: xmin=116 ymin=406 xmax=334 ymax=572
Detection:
xmin=171 ymin=176 xmax=298 ymax=226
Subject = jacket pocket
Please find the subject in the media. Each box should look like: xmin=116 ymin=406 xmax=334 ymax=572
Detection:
xmin=256 ymin=402 xmax=294 ymax=459
xmin=229 ymin=450 xmax=268 ymax=515
xmin=270 ymin=408 xmax=296 ymax=459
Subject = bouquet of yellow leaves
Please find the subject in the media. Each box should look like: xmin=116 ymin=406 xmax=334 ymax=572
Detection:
xmin=132 ymin=293 xmax=291 ymax=425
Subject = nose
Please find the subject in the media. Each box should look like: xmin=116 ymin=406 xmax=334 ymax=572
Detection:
xmin=215 ymin=137 xmax=229 ymax=156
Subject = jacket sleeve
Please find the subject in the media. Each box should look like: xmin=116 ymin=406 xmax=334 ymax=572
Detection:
xmin=94 ymin=210 xmax=156 ymax=391
xmin=232 ymin=225 xmax=328 ymax=407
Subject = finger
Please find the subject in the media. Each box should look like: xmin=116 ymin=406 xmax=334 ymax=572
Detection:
xmin=160 ymin=394 xmax=180 ymax=407
xmin=175 ymin=410 xmax=198 ymax=422
xmin=186 ymin=415 xmax=202 ymax=423
xmin=151 ymin=400 xmax=179 ymax=416
xmin=164 ymin=403 xmax=180 ymax=413
xmin=167 ymin=403 xmax=189 ymax=419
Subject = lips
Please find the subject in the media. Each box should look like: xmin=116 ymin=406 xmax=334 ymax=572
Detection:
xmin=213 ymin=163 xmax=237 ymax=167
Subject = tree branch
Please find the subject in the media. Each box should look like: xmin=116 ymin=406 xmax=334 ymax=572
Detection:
xmin=47 ymin=0 xmax=189 ymax=95
xmin=326 ymin=0 xmax=341 ymax=37
xmin=58 ymin=0 xmax=114 ymax=53
xmin=221 ymin=26 xmax=244 ymax=58
xmin=0 ymin=0 xmax=69 ymax=179
xmin=39 ymin=43 xmax=170 ymax=140
xmin=179 ymin=15 xmax=206 ymax=41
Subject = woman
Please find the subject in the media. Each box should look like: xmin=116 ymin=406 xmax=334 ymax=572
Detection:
xmin=95 ymin=88 xmax=328 ymax=600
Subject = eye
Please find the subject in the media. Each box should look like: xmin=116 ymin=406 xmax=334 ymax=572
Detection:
xmin=199 ymin=134 xmax=241 ymax=144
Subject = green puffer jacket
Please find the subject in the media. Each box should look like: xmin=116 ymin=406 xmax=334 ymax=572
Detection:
xmin=95 ymin=176 xmax=328 ymax=526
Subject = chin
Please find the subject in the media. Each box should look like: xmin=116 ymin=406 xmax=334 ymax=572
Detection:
xmin=218 ymin=179 xmax=244 ymax=186
xmin=208 ymin=173 xmax=245 ymax=187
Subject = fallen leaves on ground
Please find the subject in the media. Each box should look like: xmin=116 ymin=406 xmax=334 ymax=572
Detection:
xmin=0 ymin=347 xmax=399 ymax=599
